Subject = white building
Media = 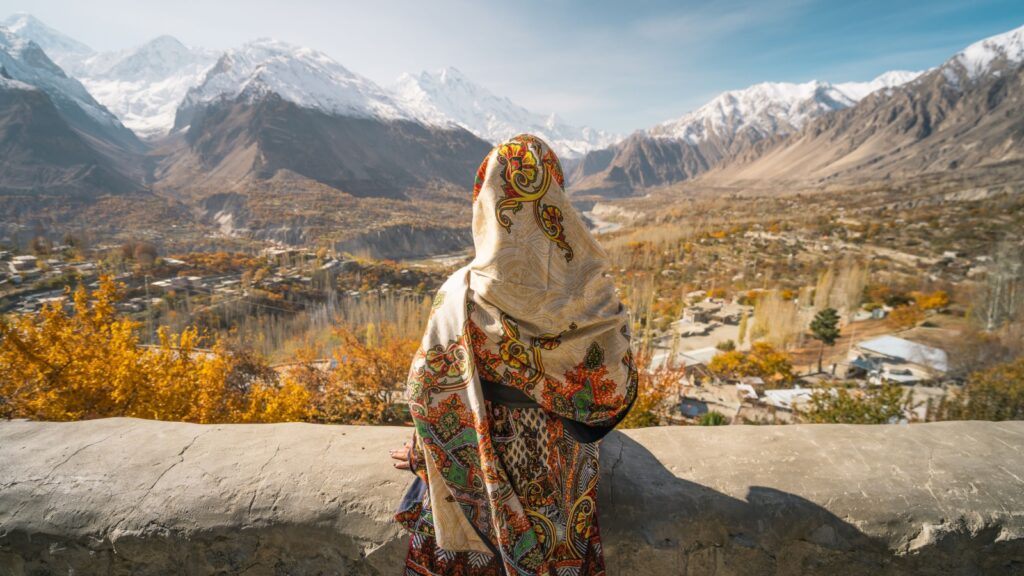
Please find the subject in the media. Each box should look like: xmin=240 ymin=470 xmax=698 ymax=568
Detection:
xmin=849 ymin=335 xmax=949 ymax=385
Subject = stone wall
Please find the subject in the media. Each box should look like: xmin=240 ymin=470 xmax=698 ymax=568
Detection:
xmin=1 ymin=418 xmax=1022 ymax=575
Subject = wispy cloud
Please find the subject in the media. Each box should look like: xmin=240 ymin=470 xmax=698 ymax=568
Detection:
xmin=631 ymin=0 xmax=811 ymax=43
xmin=1 ymin=0 xmax=1022 ymax=133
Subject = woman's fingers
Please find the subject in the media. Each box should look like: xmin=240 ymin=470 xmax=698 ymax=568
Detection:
xmin=389 ymin=442 xmax=414 ymax=469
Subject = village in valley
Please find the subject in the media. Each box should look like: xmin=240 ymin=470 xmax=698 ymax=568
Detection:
xmin=0 ymin=241 xmax=449 ymax=362
xmin=3 ymin=173 xmax=1019 ymax=426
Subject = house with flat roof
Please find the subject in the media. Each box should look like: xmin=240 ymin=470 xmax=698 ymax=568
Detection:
xmin=848 ymin=335 xmax=949 ymax=384
xmin=649 ymin=346 xmax=722 ymax=387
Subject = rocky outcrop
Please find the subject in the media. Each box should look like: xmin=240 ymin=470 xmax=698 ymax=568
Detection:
xmin=1 ymin=418 xmax=1022 ymax=575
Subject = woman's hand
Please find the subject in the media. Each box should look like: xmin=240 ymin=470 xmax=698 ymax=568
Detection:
xmin=389 ymin=441 xmax=413 ymax=470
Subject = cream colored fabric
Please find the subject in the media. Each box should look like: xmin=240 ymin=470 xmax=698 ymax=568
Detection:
xmin=408 ymin=134 xmax=636 ymax=560
xmin=423 ymin=445 xmax=490 ymax=552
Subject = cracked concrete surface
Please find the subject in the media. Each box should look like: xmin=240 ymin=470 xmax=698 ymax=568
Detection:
xmin=1 ymin=418 xmax=1022 ymax=575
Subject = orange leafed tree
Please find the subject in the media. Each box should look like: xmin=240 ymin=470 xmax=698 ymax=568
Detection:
xmin=318 ymin=323 xmax=419 ymax=424
xmin=0 ymin=276 xmax=311 ymax=423
xmin=708 ymin=342 xmax=795 ymax=386
xmin=890 ymin=304 xmax=926 ymax=329
xmin=620 ymin=348 xmax=685 ymax=428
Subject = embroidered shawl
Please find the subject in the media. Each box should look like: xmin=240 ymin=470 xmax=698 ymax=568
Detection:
xmin=405 ymin=134 xmax=637 ymax=573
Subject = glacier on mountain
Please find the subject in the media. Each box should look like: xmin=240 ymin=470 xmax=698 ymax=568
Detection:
xmin=391 ymin=67 xmax=620 ymax=158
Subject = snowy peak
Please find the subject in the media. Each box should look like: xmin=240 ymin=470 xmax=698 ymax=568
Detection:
xmin=944 ymin=23 xmax=1024 ymax=81
xmin=392 ymin=66 xmax=522 ymax=128
xmin=650 ymin=71 xmax=922 ymax=144
xmin=97 ymin=35 xmax=213 ymax=82
xmin=0 ymin=26 xmax=119 ymax=126
xmin=391 ymin=67 xmax=619 ymax=158
xmin=71 ymin=35 xmax=217 ymax=138
xmin=0 ymin=13 xmax=93 ymax=66
xmin=834 ymin=70 xmax=924 ymax=101
xmin=181 ymin=38 xmax=407 ymax=121
xmin=650 ymin=80 xmax=847 ymax=143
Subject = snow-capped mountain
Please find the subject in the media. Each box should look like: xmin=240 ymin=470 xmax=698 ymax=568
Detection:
xmin=0 ymin=25 xmax=144 ymax=197
xmin=159 ymin=38 xmax=491 ymax=202
xmin=943 ymin=23 xmax=1024 ymax=82
xmin=0 ymin=25 xmax=138 ymax=149
xmin=0 ymin=13 xmax=93 ymax=71
xmin=649 ymin=70 xmax=922 ymax=144
xmin=695 ymin=23 xmax=1024 ymax=185
xmin=572 ymin=69 xmax=923 ymax=195
xmin=834 ymin=70 xmax=924 ymax=100
xmin=1 ymin=14 xmax=616 ymax=155
xmin=75 ymin=36 xmax=217 ymax=137
xmin=178 ymin=38 xmax=408 ymax=127
xmin=392 ymin=67 xmax=619 ymax=158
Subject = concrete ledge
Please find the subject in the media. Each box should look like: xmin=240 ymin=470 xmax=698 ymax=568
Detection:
xmin=0 ymin=418 xmax=1022 ymax=575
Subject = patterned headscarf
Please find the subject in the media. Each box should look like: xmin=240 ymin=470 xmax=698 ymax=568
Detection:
xmin=406 ymin=134 xmax=637 ymax=571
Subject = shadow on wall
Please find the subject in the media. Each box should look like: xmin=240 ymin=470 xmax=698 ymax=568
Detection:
xmin=597 ymin=432 xmax=1020 ymax=576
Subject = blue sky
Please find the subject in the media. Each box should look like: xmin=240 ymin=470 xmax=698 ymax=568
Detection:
xmin=2 ymin=0 xmax=1023 ymax=133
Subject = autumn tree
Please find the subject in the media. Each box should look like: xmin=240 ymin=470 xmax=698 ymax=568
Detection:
xmin=914 ymin=290 xmax=950 ymax=311
xmin=977 ymin=240 xmax=1024 ymax=331
xmin=810 ymin=307 xmax=841 ymax=374
xmin=708 ymin=342 xmax=794 ymax=386
xmin=890 ymin=304 xmax=925 ymax=329
xmin=737 ymin=310 xmax=749 ymax=345
xmin=319 ymin=323 xmax=419 ymax=424
xmin=620 ymin=348 xmax=683 ymax=428
xmin=938 ymin=357 xmax=1024 ymax=421
xmin=751 ymin=290 xmax=802 ymax=349
xmin=0 ymin=276 xmax=312 ymax=423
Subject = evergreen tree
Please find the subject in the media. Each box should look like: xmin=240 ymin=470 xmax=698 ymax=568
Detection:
xmin=810 ymin=307 xmax=841 ymax=374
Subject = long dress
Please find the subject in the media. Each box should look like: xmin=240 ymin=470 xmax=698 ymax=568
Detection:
xmin=397 ymin=377 xmax=620 ymax=576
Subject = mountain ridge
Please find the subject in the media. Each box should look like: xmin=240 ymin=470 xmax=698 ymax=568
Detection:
xmin=702 ymin=23 xmax=1024 ymax=186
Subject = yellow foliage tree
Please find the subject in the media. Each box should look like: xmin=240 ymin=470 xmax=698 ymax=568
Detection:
xmin=620 ymin=349 xmax=685 ymax=428
xmin=708 ymin=342 xmax=795 ymax=386
xmin=0 ymin=276 xmax=310 ymax=423
xmin=890 ymin=304 xmax=926 ymax=329
xmin=318 ymin=323 xmax=419 ymax=424
xmin=913 ymin=290 xmax=950 ymax=311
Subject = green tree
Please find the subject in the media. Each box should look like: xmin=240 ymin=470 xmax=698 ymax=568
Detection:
xmin=800 ymin=383 xmax=908 ymax=424
xmin=699 ymin=410 xmax=728 ymax=426
xmin=810 ymin=307 xmax=841 ymax=374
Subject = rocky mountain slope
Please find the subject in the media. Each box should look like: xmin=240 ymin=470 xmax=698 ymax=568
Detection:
xmin=705 ymin=24 xmax=1024 ymax=186
xmin=571 ymin=71 xmax=922 ymax=196
xmin=0 ymin=26 xmax=145 ymax=198
xmin=0 ymin=26 xmax=141 ymax=154
xmin=156 ymin=40 xmax=490 ymax=200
